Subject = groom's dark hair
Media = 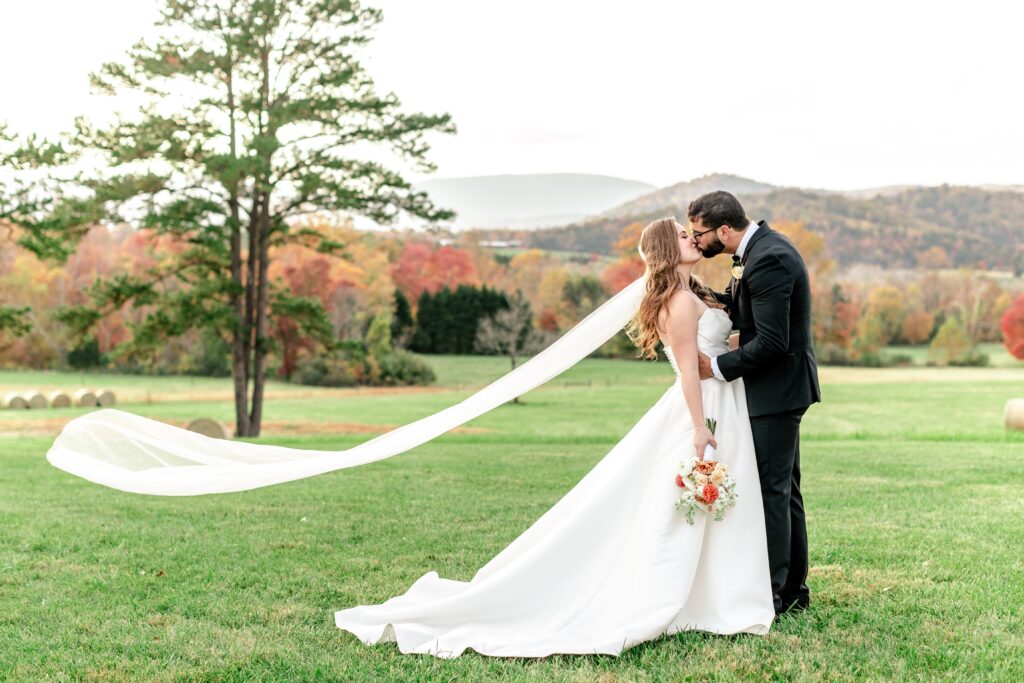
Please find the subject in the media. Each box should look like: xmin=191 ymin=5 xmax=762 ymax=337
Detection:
xmin=687 ymin=191 xmax=748 ymax=230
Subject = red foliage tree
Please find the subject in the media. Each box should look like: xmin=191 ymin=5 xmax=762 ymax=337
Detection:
xmin=1001 ymin=294 xmax=1024 ymax=360
xmin=272 ymin=254 xmax=342 ymax=377
xmin=390 ymin=242 xmax=480 ymax=304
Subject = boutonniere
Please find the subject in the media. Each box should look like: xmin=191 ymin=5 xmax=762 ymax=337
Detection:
xmin=731 ymin=265 xmax=744 ymax=280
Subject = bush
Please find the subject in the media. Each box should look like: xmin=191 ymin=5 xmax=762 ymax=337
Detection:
xmin=592 ymin=330 xmax=648 ymax=359
xmin=948 ymin=351 xmax=989 ymax=367
xmin=887 ymin=353 xmax=914 ymax=367
xmin=293 ymin=356 xmax=359 ymax=387
xmin=292 ymin=347 xmax=434 ymax=388
xmin=814 ymin=343 xmax=853 ymax=366
xmin=377 ymin=350 xmax=436 ymax=386
xmin=815 ymin=343 xmax=904 ymax=368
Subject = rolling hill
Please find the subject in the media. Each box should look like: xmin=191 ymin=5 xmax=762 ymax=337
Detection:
xmin=413 ymin=173 xmax=656 ymax=230
xmin=500 ymin=177 xmax=1024 ymax=271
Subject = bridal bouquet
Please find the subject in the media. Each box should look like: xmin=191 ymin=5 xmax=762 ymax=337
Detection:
xmin=674 ymin=419 xmax=738 ymax=524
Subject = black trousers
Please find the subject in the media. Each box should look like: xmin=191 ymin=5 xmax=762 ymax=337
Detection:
xmin=750 ymin=407 xmax=809 ymax=612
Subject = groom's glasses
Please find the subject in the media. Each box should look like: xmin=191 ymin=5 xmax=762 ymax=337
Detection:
xmin=690 ymin=227 xmax=716 ymax=240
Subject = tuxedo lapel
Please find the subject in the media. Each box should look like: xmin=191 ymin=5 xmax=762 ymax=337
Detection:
xmin=741 ymin=221 xmax=772 ymax=266
xmin=730 ymin=221 xmax=772 ymax=321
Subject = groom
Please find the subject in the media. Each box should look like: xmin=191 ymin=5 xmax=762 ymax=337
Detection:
xmin=688 ymin=190 xmax=821 ymax=617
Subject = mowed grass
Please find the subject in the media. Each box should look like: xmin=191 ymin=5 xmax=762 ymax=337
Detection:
xmin=1 ymin=357 xmax=1023 ymax=681
xmin=883 ymin=342 xmax=1017 ymax=368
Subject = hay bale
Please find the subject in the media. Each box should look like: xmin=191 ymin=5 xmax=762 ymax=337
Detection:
xmin=1005 ymin=399 xmax=1024 ymax=431
xmin=186 ymin=418 xmax=230 ymax=439
xmin=3 ymin=392 xmax=28 ymax=410
xmin=73 ymin=389 xmax=98 ymax=407
xmin=48 ymin=390 xmax=72 ymax=408
xmin=23 ymin=389 xmax=48 ymax=409
xmin=96 ymin=389 xmax=117 ymax=407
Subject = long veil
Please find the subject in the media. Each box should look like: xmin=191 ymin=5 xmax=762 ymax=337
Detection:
xmin=46 ymin=277 xmax=646 ymax=496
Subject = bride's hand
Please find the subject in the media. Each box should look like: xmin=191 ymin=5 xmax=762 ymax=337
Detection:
xmin=694 ymin=425 xmax=718 ymax=460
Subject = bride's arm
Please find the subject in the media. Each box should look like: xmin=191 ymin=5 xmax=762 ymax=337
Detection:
xmin=662 ymin=294 xmax=718 ymax=459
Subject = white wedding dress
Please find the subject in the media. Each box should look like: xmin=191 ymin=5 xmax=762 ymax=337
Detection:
xmin=334 ymin=308 xmax=775 ymax=658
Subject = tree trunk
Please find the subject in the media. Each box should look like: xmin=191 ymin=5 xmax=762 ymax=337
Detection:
xmin=245 ymin=43 xmax=273 ymax=438
xmin=510 ymin=353 xmax=518 ymax=403
xmin=226 ymin=47 xmax=251 ymax=438
xmin=243 ymin=202 xmax=259 ymax=435
xmin=248 ymin=206 xmax=271 ymax=435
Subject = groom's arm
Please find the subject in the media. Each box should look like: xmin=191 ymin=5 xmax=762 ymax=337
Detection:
xmin=711 ymin=287 xmax=733 ymax=310
xmin=713 ymin=253 xmax=796 ymax=381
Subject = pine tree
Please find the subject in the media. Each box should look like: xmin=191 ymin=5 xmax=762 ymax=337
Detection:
xmin=391 ymin=288 xmax=414 ymax=348
xmin=17 ymin=1 xmax=453 ymax=436
xmin=411 ymin=290 xmax=434 ymax=352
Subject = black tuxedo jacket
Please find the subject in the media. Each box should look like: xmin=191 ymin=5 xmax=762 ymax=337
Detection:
xmin=714 ymin=221 xmax=821 ymax=417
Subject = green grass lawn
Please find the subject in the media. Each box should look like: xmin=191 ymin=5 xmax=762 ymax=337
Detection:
xmin=884 ymin=342 xmax=1017 ymax=368
xmin=2 ymin=357 xmax=1023 ymax=681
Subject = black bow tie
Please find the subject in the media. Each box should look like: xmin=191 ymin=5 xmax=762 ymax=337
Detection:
xmin=732 ymin=255 xmax=741 ymax=266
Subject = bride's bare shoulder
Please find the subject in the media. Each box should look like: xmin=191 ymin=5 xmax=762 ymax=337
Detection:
xmin=659 ymin=288 xmax=704 ymax=334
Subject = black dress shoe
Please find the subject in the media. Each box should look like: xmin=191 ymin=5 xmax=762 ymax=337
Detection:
xmin=775 ymin=595 xmax=809 ymax=616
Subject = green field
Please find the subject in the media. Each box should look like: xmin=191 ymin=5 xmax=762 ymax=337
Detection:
xmin=884 ymin=342 xmax=1017 ymax=368
xmin=2 ymin=357 xmax=1023 ymax=681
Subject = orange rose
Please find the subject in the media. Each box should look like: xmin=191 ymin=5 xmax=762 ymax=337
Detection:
xmin=702 ymin=483 xmax=719 ymax=505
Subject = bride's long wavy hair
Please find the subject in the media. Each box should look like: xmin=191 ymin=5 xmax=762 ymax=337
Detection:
xmin=625 ymin=217 xmax=719 ymax=360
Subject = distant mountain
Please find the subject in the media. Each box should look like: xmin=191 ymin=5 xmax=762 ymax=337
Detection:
xmin=831 ymin=185 xmax=917 ymax=200
xmin=413 ymin=173 xmax=656 ymax=230
xmin=596 ymin=173 xmax=778 ymax=220
xmin=481 ymin=175 xmax=1024 ymax=271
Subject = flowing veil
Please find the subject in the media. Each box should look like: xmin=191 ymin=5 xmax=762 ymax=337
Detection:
xmin=46 ymin=277 xmax=646 ymax=496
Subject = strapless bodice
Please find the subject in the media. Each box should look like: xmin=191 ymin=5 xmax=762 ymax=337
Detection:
xmin=663 ymin=308 xmax=732 ymax=378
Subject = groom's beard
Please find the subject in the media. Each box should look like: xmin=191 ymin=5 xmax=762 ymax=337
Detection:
xmin=698 ymin=235 xmax=726 ymax=258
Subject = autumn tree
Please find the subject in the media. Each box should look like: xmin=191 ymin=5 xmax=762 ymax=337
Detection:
xmin=951 ymin=277 xmax=1013 ymax=344
xmin=929 ymin=316 xmax=973 ymax=365
xmin=390 ymin=241 xmax=479 ymax=305
xmin=602 ymin=222 xmax=646 ymax=294
xmin=851 ymin=284 xmax=904 ymax=352
xmin=917 ymin=245 xmax=950 ymax=270
xmin=901 ymin=308 xmax=936 ymax=345
xmin=814 ymin=283 xmax=859 ymax=350
xmin=503 ymin=249 xmax=551 ymax=307
xmin=775 ymin=220 xmax=833 ymax=283
xmin=1001 ymin=294 xmax=1024 ymax=360
xmin=28 ymin=1 xmax=453 ymax=436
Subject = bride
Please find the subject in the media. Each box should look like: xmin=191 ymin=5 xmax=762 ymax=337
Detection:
xmin=333 ymin=217 xmax=775 ymax=657
xmin=45 ymin=217 xmax=774 ymax=659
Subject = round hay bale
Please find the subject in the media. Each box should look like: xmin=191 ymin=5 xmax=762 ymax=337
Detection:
xmin=186 ymin=418 xmax=230 ymax=439
xmin=48 ymin=390 xmax=72 ymax=408
xmin=96 ymin=389 xmax=117 ymax=407
xmin=73 ymin=389 xmax=98 ymax=407
xmin=3 ymin=392 xmax=28 ymax=410
xmin=24 ymin=389 xmax=48 ymax=409
xmin=1005 ymin=399 xmax=1024 ymax=431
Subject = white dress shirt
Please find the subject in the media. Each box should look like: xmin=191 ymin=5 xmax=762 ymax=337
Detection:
xmin=710 ymin=221 xmax=760 ymax=381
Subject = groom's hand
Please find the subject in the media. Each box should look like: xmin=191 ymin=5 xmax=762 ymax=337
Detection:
xmin=697 ymin=352 xmax=713 ymax=380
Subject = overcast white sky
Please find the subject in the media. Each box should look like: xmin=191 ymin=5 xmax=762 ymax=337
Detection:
xmin=1 ymin=0 xmax=1021 ymax=190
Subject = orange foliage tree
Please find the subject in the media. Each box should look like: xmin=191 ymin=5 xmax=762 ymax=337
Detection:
xmin=602 ymin=222 xmax=645 ymax=294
